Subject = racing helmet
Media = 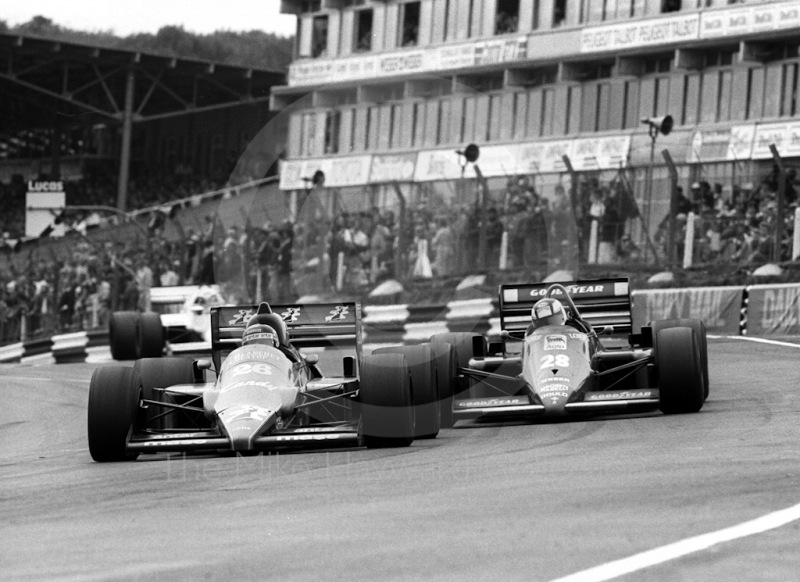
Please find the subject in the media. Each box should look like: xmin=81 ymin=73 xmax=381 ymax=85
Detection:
xmin=532 ymin=298 xmax=567 ymax=329
xmin=242 ymin=322 xmax=279 ymax=348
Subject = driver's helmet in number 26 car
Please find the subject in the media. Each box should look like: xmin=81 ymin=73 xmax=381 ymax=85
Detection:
xmin=242 ymin=321 xmax=280 ymax=348
xmin=532 ymin=298 xmax=567 ymax=329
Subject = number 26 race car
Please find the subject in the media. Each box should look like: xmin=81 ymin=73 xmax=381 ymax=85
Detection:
xmin=431 ymin=278 xmax=709 ymax=422
xmin=88 ymin=301 xmax=446 ymax=462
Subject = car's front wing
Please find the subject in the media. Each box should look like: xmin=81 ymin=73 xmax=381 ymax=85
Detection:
xmin=452 ymin=389 xmax=660 ymax=419
xmin=127 ymin=424 xmax=361 ymax=454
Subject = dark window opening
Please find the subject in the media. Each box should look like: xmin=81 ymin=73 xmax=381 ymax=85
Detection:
xmin=324 ymin=110 xmax=340 ymax=154
xmin=467 ymin=0 xmax=476 ymax=38
xmin=443 ymin=0 xmax=451 ymax=41
xmin=311 ymin=15 xmax=329 ymax=58
xmin=364 ymin=108 xmax=372 ymax=149
xmin=661 ymin=0 xmax=681 ymax=13
xmin=355 ymin=9 xmax=373 ymax=52
xmin=300 ymin=1 xmax=321 ymax=13
xmin=400 ymin=2 xmax=421 ymax=47
xmin=553 ymin=0 xmax=567 ymax=27
xmin=495 ymin=0 xmax=520 ymax=35
xmin=644 ymin=56 xmax=673 ymax=74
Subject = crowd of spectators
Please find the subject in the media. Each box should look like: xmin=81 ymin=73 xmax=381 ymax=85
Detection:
xmin=655 ymin=168 xmax=798 ymax=267
xmin=2 ymin=166 xmax=798 ymax=346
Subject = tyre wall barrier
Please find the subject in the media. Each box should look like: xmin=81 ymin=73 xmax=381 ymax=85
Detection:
xmin=631 ymin=286 xmax=745 ymax=334
xmin=3 ymin=285 xmax=799 ymax=365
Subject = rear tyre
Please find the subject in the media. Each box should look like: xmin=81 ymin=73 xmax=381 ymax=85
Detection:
xmin=138 ymin=313 xmax=165 ymax=358
xmin=87 ymin=366 xmax=140 ymax=462
xmin=109 ymin=312 xmax=140 ymax=361
xmin=430 ymin=332 xmax=482 ymax=398
xmin=656 ymin=327 xmax=705 ymax=414
xmin=651 ymin=318 xmax=709 ymax=400
xmin=134 ymin=358 xmax=198 ymax=430
xmin=359 ymin=353 xmax=414 ymax=448
xmin=372 ymin=345 xmax=440 ymax=439
xmin=430 ymin=342 xmax=457 ymax=429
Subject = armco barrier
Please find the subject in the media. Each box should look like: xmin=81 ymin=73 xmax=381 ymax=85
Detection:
xmin=51 ymin=332 xmax=89 ymax=364
xmin=4 ymin=285 xmax=799 ymax=365
xmin=743 ymin=283 xmax=800 ymax=336
xmin=631 ymin=286 xmax=744 ymax=334
xmin=0 ymin=342 xmax=24 ymax=363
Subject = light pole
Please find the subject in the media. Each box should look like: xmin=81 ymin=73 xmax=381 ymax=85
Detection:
xmin=641 ymin=114 xmax=673 ymax=264
xmin=456 ymin=144 xmax=487 ymax=269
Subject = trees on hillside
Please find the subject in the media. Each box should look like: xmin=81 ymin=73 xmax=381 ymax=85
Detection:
xmin=5 ymin=16 xmax=293 ymax=71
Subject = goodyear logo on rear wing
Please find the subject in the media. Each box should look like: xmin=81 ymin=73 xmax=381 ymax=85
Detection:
xmin=502 ymin=281 xmax=629 ymax=303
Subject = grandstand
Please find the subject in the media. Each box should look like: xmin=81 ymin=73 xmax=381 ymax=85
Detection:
xmin=0 ymin=30 xmax=286 ymax=238
xmin=273 ymin=0 xmax=800 ymax=272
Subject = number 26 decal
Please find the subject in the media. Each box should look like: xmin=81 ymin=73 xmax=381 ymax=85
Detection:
xmin=540 ymin=354 xmax=570 ymax=369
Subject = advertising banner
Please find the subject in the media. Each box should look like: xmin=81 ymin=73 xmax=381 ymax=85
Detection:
xmin=631 ymin=287 xmax=744 ymax=333
xmin=690 ymin=129 xmax=733 ymax=163
xmin=25 ymin=181 xmax=65 ymax=238
xmin=701 ymin=1 xmax=800 ymax=38
xmin=369 ymin=153 xmax=418 ymax=183
xmin=745 ymin=283 xmax=800 ymax=336
xmin=279 ymin=156 xmax=373 ymax=190
xmin=580 ymin=13 xmax=700 ymax=53
xmin=728 ymin=125 xmax=756 ymax=161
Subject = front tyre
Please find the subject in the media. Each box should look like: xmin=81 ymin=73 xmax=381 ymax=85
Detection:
xmin=359 ymin=353 xmax=414 ymax=448
xmin=372 ymin=344 xmax=440 ymax=439
xmin=651 ymin=318 xmax=709 ymax=400
xmin=430 ymin=342 xmax=457 ymax=429
xmin=656 ymin=327 xmax=705 ymax=414
xmin=87 ymin=366 xmax=140 ymax=462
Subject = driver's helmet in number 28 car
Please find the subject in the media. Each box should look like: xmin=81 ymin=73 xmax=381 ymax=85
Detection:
xmin=242 ymin=321 xmax=280 ymax=348
xmin=532 ymin=298 xmax=567 ymax=329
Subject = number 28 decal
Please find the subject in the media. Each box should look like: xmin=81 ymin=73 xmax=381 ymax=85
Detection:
xmin=231 ymin=363 xmax=273 ymax=377
xmin=540 ymin=354 xmax=570 ymax=369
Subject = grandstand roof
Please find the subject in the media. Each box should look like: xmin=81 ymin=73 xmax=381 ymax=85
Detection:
xmin=0 ymin=31 xmax=285 ymax=132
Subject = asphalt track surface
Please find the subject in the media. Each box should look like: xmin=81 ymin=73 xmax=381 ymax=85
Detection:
xmin=2 ymin=337 xmax=799 ymax=582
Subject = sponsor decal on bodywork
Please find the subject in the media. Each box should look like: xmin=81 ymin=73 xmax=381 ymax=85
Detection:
xmin=544 ymin=334 xmax=567 ymax=351
xmin=231 ymin=350 xmax=281 ymax=363
xmin=325 ymin=305 xmax=349 ymax=321
xmin=539 ymin=384 xmax=569 ymax=393
xmin=143 ymin=439 xmax=209 ymax=447
xmin=540 ymin=377 xmax=571 ymax=383
xmin=222 ymin=405 xmax=272 ymax=422
xmin=293 ymin=426 xmax=348 ymax=433
xmin=528 ymin=284 xmax=607 ymax=298
xmin=281 ymin=307 xmax=301 ymax=322
xmin=457 ymin=397 xmax=526 ymax=408
xmin=228 ymin=309 xmax=255 ymax=325
xmin=221 ymin=380 xmax=278 ymax=392
xmin=586 ymin=391 xmax=654 ymax=401
xmin=143 ymin=432 xmax=211 ymax=440
xmin=276 ymin=434 xmax=342 ymax=441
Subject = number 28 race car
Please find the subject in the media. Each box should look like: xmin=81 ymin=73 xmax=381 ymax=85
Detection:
xmin=431 ymin=278 xmax=709 ymax=422
xmin=88 ymin=301 xmax=447 ymax=462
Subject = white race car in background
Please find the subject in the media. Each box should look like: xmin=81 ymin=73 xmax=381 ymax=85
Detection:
xmin=108 ymin=285 xmax=226 ymax=360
